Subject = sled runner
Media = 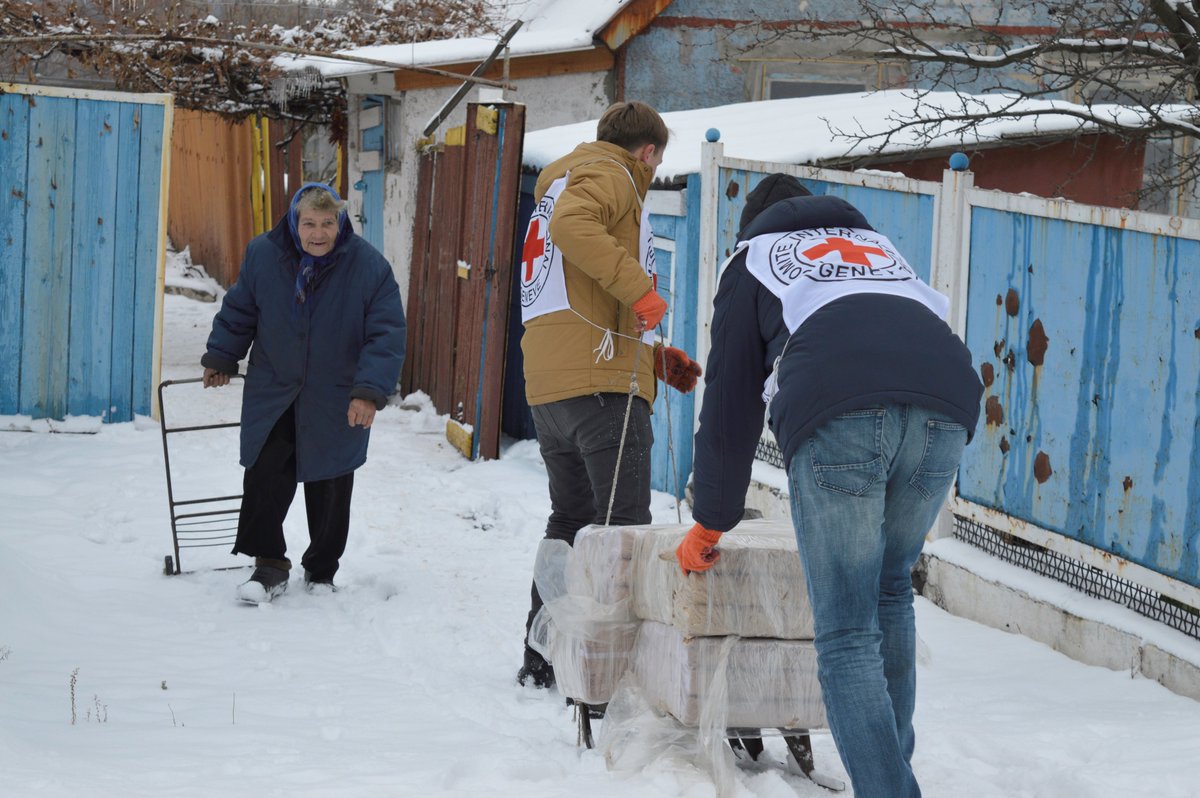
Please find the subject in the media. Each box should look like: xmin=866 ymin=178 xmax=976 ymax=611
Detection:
xmin=571 ymin=701 xmax=844 ymax=792
xmin=727 ymin=728 xmax=845 ymax=791
xmin=158 ymin=377 xmax=244 ymax=576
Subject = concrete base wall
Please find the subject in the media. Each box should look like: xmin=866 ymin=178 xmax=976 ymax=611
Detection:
xmin=915 ymin=552 xmax=1200 ymax=702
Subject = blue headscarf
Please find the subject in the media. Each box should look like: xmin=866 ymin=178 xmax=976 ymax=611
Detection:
xmin=287 ymin=182 xmax=354 ymax=305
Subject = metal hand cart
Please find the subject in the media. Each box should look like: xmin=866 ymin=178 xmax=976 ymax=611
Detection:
xmin=158 ymin=376 xmax=244 ymax=575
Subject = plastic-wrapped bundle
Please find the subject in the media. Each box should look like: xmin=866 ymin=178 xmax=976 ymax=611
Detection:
xmin=632 ymin=520 xmax=815 ymax=639
xmin=534 ymin=537 xmax=642 ymax=705
xmin=632 ymin=620 xmax=826 ymax=729
xmin=563 ymin=524 xmax=646 ymax=608
xmin=550 ymin=621 xmax=641 ymax=706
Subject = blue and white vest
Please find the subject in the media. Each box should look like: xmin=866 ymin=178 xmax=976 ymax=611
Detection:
xmin=740 ymin=227 xmax=949 ymax=402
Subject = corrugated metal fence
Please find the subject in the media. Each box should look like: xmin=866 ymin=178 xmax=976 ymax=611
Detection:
xmin=698 ymin=140 xmax=1200 ymax=617
xmin=1 ymin=83 xmax=172 ymax=423
xmin=168 ymin=109 xmax=306 ymax=287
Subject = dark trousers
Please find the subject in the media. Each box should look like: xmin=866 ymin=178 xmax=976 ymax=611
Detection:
xmin=524 ymin=393 xmax=653 ymax=644
xmin=232 ymin=404 xmax=354 ymax=581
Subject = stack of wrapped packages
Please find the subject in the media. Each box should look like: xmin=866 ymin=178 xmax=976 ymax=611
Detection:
xmin=532 ymin=519 xmax=826 ymax=732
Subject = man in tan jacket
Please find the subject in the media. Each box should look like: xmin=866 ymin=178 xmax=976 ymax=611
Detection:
xmin=516 ymin=101 xmax=702 ymax=688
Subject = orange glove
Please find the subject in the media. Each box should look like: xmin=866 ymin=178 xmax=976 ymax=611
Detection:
xmin=676 ymin=523 xmax=722 ymax=574
xmin=654 ymin=345 xmax=702 ymax=393
xmin=631 ymin=288 xmax=668 ymax=332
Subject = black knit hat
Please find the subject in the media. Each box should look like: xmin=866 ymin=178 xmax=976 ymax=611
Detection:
xmin=738 ymin=173 xmax=812 ymax=236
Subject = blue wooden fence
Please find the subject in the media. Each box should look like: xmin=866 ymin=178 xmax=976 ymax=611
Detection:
xmin=710 ymin=165 xmax=939 ymax=283
xmin=0 ymin=83 xmax=172 ymax=422
xmin=647 ymin=179 xmax=700 ymax=500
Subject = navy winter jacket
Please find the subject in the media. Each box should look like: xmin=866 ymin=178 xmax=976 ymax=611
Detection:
xmin=203 ymin=215 xmax=406 ymax=482
xmin=691 ymin=186 xmax=982 ymax=531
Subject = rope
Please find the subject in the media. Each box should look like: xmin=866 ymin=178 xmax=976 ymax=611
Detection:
xmin=659 ymin=341 xmax=683 ymax=524
xmin=592 ymin=328 xmax=615 ymax=364
xmin=599 ymin=323 xmax=688 ymax=527
xmin=568 ymin=307 xmax=645 ymax=364
xmin=604 ymin=347 xmax=642 ymax=526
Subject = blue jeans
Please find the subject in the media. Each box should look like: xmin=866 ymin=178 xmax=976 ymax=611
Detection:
xmin=786 ymin=404 xmax=967 ymax=798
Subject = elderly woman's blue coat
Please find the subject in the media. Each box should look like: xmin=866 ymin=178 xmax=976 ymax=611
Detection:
xmin=202 ymin=200 xmax=406 ymax=482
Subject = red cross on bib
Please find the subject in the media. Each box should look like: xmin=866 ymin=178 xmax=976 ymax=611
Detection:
xmin=522 ymin=218 xmax=546 ymax=281
xmin=802 ymin=236 xmax=887 ymax=267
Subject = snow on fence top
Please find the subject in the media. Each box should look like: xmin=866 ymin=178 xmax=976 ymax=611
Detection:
xmin=522 ymin=90 xmax=1197 ymax=184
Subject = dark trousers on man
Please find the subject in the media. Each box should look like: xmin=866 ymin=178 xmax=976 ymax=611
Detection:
xmin=524 ymin=393 xmax=653 ymax=645
xmin=232 ymin=403 xmax=354 ymax=582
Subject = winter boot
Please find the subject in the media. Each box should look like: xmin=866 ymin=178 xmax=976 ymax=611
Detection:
xmin=236 ymin=559 xmax=290 ymax=604
xmin=516 ymin=645 xmax=555 ymax=689
xmin=303 ymin=569 xmax=338 ymax=595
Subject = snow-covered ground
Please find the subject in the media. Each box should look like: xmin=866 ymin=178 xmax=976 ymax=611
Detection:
xmin=2 ymin=262 xmax=1199 ymax=797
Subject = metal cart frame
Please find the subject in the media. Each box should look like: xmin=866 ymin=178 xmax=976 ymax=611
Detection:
xmin=158 ymin=376 xmax=244 ymax=575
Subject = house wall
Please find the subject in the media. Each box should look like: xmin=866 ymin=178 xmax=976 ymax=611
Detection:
xmin=622 ymin=0 xmax=1056 ymax=110
xmin=879 ymin=135 xmax=1148 ymax=209
xmin=344 ymin=70 xmax=612 ymax=306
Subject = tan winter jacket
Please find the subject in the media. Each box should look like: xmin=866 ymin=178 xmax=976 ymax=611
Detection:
xmin=521 ymin=141 xmax=658 ymax=407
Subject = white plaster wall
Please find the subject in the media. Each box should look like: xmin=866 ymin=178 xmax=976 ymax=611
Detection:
xmin=519 ymin=70 xmax=611 ymax=133
xmin=344 ymin=69 xmax=612 ymax=307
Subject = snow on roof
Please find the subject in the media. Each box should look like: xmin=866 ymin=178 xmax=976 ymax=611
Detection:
xmin=278 ymin=0 xmax=633 ymax=79
xmin=522 ymin=90 xmax=1196 ymax=183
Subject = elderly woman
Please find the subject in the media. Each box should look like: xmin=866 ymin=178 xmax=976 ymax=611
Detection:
xmin=201 ymin=182 xmax=406 ymax=603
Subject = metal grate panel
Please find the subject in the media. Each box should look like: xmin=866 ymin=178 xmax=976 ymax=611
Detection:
xmin=755 ymin=437 xmax=785 ymax=469
xmin=953 ymin=515 xmax=1200 ymax=641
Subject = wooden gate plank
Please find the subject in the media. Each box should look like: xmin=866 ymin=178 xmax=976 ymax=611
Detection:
xmin=476 ymin=104 xmax=526 ymax=459
xmin=402 ymin=150 xmax=434 ymax=396
xmin=431 ymin=142 xmax=466 ymax=415
xmin=0 ymin=92 xmax=30 ymax=414
xmin=108 ymin=103 xmax=143 ymax=423
xmin=20 ymin=95 xmax=76 ymax=420
xmin=453 ymin=113 xmax=493 ymax=428
xmin=416 ymin=149 xmax=443 ymax=397
xmin=132 ymin=103 xmax=167 ymax=417
xmin=67 ymin=99 xmax=120 ymax=417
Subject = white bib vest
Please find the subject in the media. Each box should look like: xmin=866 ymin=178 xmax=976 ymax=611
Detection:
xmin=742 ymin=227 xmax=949 ymax=403
xmin=519 ymin=165 xmax=657 ymax=346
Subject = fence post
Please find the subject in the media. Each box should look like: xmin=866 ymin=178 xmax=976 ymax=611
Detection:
xmin=694 ymin=135 xmax=723 ymax=428
xmin=930 ymin=156 xmax=974 ymax=339
xmin=929 ymin=154 xmax=974 ymax=541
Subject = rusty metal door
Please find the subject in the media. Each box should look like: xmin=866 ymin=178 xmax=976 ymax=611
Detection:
xmin=403 ymin=102 xmax=525 ymax=460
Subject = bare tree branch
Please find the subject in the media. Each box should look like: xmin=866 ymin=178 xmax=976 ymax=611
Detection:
xmin=0 ymin=0 xmax=504 ymax=127
xmin=739 ymin=0 xmax=1200 ymax=204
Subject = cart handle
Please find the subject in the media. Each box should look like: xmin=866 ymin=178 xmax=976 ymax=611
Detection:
xmin=159 ymin=374 xmax=244 ymax=388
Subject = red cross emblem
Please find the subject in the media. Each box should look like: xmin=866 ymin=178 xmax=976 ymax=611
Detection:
xmin=522 ymin=218 xmax=545 ymax=281
xmin=802 ymin=236 xmax=887 ymax=267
